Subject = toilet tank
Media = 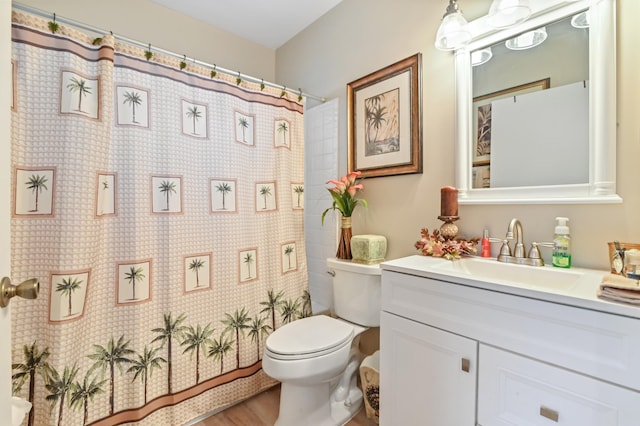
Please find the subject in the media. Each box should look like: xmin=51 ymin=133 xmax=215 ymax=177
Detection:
xmin=327 ymin=258 xmax=381 ymax=327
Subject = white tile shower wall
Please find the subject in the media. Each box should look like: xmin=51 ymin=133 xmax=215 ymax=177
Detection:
xmin=304 ymin=98 xmax=339 ymax=313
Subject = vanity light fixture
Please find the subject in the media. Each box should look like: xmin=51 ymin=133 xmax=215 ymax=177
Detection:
xmin=435 ymin=0 xmax=471 ymax=51
xmin=571 ymin=10 xmax=590 ymax=28
xmin=505 ymin=27 xmax=547 ymax=50
xmin=487 ymin=0 xmax=531 ymax=29
xmin=471 ymin=47 xmax=493 ymax=66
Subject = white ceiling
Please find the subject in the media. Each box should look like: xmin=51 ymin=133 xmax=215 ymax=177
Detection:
xmin=149 ymin=0 xmax=344 ymax=49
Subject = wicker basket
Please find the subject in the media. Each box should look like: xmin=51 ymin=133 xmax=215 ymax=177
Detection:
xmin=607 ymin=242 xmax=640 ymax=274
xmin=359 ymin=351 xmax=380 ymax=424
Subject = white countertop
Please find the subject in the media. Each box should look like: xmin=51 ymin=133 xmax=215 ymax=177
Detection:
xmin=382 ymin=255 xmax=640 ymax=320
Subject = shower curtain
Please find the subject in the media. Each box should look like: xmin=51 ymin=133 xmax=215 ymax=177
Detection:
xmin=10 ymin=11 xmax=308 ymax=426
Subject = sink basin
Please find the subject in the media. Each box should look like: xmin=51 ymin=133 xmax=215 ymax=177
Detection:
xmin=430 ymin=256 xmax=585 ymax=292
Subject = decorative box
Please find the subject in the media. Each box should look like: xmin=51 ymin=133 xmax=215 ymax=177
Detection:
xmin=350 ymin=235 xmax=387 ymax=264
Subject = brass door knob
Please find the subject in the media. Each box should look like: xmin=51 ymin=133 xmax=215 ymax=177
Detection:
xmin=0 ymin=277 xmax=39 ymax=308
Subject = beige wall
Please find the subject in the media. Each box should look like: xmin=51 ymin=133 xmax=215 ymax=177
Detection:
xmin=277 ymin=0 xmax=640 ymax=270
xmin=15 ymin=0 xmax=276 ymax=80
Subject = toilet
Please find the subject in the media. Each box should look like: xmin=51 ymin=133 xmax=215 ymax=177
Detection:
xmin=262 ymin=258 xmax=381 ymax=426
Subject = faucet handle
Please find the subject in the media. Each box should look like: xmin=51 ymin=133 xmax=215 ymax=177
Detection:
xmin=528 ymin=242 xmax=554 ymax=260
xmin=490 ymin=238 xmax=511 ymax=257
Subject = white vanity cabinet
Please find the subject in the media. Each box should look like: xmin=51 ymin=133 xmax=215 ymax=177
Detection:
xmin=380 ymin=311 xmax=477 ymax=425
xmin=380 ymin=256 xmax=640 ymax=426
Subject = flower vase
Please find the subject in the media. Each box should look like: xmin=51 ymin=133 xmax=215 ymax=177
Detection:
xmin=336 ymin=216 xmax=353 ymax=260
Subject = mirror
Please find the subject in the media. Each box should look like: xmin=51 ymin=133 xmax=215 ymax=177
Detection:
xmin=454 ymin=0 xmax=620 ymax=204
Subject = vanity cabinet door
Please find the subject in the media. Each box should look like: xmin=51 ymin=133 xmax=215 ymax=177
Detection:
xmin=380 ymin=312 xmax=477 ymax=426
xmin=478 ymin=344 xmax=640 ymax=426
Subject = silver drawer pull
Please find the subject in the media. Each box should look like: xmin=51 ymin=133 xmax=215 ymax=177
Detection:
xmin=327 ymin=270 xmax=335 ymax=277
xmin=461 ymin=357 xmax=470 ymax=373
xmin=540 ymin=406 xmax=559 ymax=422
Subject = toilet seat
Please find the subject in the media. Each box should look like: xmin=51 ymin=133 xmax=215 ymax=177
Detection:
xmin=265 ymin=315 xmax=354 ymax=360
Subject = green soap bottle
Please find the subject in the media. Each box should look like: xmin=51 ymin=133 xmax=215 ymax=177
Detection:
xmin=552 ymin=217 xmax=571 ymax=268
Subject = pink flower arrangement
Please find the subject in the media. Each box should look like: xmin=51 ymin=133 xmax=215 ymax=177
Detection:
xmin=321 ymin=171 xmax=368 ymax=224
xmin=415 ymin=228 xmax=478 ymax=260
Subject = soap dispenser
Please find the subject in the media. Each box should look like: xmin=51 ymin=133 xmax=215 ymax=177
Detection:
xmin=552 ymin=217 xmax=571 ymax=268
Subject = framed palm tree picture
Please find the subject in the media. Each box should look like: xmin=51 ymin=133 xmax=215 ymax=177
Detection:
xmin=181 ymin=99 xmax=208 ymax=138
xmin=210 ymin=178 xmax=237 ymax=213
xmin=234 ymin=111 xmax=255 ymax=146
xmin=151 ymin=175 xmax=183 ymax=214
xmin=116 ymin=260 xmax=152 ymax=305
xmin=347 ymin=53 xmax=422 ymax=178
xmin=290 ymin=182 xmax=304 ymax=210
xmin=255 ymin=181 xmax=277 ymax=212
xmin=48 ymin=270 xmax=90 ymax=323
xmin=238 ymin=248 xmax=258 ymax=283
xmin=13 ymin=166 xmax=56 ymax=217
xmin=280 ymin=242 xmax=298 ymax=274
xmin=96 ymin=172 xmax=117 ymax=216
xmin=183 ymin=253 xmax=212 ymax=293
xmin=116 ymin=85 xmax=149 ymax=128
xmin=60 ymin=69 xmax=99 ymax=119
xmin=274 ymin=118 xmax=291 ymax=148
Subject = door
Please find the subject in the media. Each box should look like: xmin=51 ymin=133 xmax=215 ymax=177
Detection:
xmin=1 ymin=0 xmax=13 ymax=417
xmin=380 ymin=312 xmax=478 ymax=426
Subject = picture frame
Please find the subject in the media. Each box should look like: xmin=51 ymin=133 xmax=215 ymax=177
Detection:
xmin=151 ymin=175 xmax=183 ymax=214
xmin=472 ymin=164 xmax=491 ymax=189
xmin=238 ymin=248 xmax=258 ymax=283
xmin=234 ymin=110 xmax=255 ymax=146
xmin=210 ymin=178 xmax=238 ymax=213
xmin=96 ymin=172 xmax=117 ymax=217
xmin=182 ymin=99 xmax=208 ymax=139
xmin=472 ymin=78 xmax=550 ymax=166
xmin=347 ymin=53 xmax=422 ymax=178
xmin=115 ymin=259 xmax=152 ymax=306
xmin=255 ymin=181 xmax=277 ymax=212
xmin=116 ymin=85 xmax=150 ymax=128
xmin=60 ymin=69 xmax=100 ymax=120
xmin=13 ymin=166 xmax=56 ymax=217
xmin=183 ymin=253 xmax=212 ymax=293
xmin=48 ymin=270 xmax=91 ymax=324
xmin=280 ymin=241 xmax=298 ymax=274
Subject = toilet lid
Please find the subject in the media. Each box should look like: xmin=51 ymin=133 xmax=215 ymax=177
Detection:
xmin=265 ymin=315 xmax=354 ymax=359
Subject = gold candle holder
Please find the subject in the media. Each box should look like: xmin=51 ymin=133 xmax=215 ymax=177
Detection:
xmin=438 ymin=215 xmax=459 ymax=240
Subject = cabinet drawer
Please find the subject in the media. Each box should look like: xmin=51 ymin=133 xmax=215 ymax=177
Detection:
xmin=478 ymin=345 xmax=640 ymax=426
xmin=382 ymin=270 xmax=640 ymax=391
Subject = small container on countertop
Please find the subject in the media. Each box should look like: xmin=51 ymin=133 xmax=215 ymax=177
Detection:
xmin=350 ymin=235 xmax=387 ymax=264
xmin=625 ymin=249 xmax=640 ymax=280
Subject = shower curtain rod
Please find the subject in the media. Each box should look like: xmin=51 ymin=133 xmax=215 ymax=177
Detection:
xmin=12 ymin=2 xmax=327 ymax=103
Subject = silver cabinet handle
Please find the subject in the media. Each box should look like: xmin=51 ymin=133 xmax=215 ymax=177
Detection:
xmin=0 ymin=277 xmax=39 ymax=308
xmin=540 ymin=406 xmax=559 ymax=422
xmin=461 ymin=357 xmax=470 ymax=373
xmin=327 ymin=270 xmax=335 ymax=277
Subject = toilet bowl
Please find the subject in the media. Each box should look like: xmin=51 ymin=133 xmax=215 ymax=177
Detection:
xmin=262 ymin=258 xmax=381 ymax=426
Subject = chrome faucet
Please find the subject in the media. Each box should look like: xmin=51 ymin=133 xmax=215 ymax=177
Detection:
xmin=497 ymin=218 xmax=549 ymax=266
xmin=505 ymin=218 xmax=525 ymax=259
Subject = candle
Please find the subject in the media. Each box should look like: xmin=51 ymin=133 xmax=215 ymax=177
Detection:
xmin=441 ymin=186 xmax=458 ymax=217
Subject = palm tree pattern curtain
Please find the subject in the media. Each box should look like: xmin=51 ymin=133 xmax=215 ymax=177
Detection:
xmin=10 ymin=11 xmax=309 ymax=426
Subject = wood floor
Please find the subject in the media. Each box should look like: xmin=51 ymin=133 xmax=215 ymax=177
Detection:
xmin=193 ymin=384 xmax=378 ymax=426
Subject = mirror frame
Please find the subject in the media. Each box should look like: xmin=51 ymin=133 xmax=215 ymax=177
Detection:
xmin=454 ymin=0 xmax=621 ymax=204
